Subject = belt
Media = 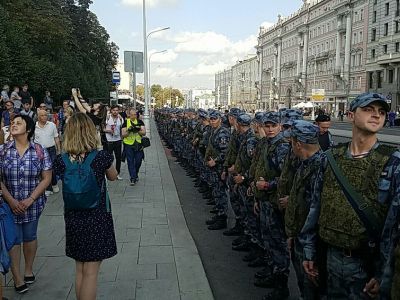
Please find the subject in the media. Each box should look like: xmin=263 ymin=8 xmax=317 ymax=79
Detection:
xmin=331 ymin=245 xmax=364 ymax=258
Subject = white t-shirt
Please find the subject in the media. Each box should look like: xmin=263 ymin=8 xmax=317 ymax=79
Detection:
xmin=34 ymin=121 xmax=59 ymax=148
xmin=105 ymin=115 xmax=123 ymax=142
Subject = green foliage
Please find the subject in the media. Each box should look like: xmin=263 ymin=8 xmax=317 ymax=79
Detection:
xmin=0 ymin=0 xmax=118 ymax=105
xmin=148 ymin=85 xmax=184 ymax=108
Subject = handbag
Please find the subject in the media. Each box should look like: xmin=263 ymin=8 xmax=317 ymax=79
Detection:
xmin=141 ymin=136 xmax=151 ymax=148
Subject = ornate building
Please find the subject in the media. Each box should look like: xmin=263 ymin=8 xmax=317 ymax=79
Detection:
xmin=366 ymin=0 xmax=400 ymax=111
xmin=257 ymin=0 xmax=369 ymax=113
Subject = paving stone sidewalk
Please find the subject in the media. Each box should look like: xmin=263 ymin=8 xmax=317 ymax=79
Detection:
xmin=3 ymin=120 xmax=213 ymax=300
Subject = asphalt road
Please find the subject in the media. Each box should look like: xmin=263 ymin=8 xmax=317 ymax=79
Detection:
xmin=330 ymin=120 xmax=400 ymax=136
xmin=164 ymin=145 xmax=300 ymax=300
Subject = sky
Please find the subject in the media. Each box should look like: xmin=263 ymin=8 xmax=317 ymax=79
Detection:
xmin=91 ymin=0 xmax=302 ymax=90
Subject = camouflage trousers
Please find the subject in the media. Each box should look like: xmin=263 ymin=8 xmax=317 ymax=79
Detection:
xmin=260 ymin=200 xmax=289 ymax=275
xmin=227 ymin=175 xmax=242 ymax=220
xmin=326 ymin=246 xmax=369 ymax=300
xmin=238 ymin=186 xmax=261 ymax=246
xmin=211 ymin=171 xmax=228 ymax=216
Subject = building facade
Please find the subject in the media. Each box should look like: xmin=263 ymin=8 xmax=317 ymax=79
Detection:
xmin=256 ymin=0 xmax=369 ymax=113
xmin=366 ymin=0 xmax=400 ymax=111
xmin=215 ymin=69 xmax=232 ymax=109
xmin=187 ymin=89 xmax=214 ymax=110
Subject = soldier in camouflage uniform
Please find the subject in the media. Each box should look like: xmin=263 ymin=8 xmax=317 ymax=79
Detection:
xmin=284 ymin=120 xmax=326 ymax=300
xmin=252 ymin=112 xmax=290 ymax=300
xmin=230 ymin=113 xmax=258 ymax=251
xmin=302 ymin=93 xmax=398 ymax=299
xmin=204 ymin=110 xmax=231 ymax=230
xmin=221 ymin=108 xmax=244 ymax=236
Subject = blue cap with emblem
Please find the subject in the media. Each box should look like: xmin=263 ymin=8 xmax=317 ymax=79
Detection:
xmin=262 ymin=112 xmax=280 ymax=124
xmin=237 ymin=113 xmax=252 ymax=126
xmin=209 ymin=110 xmax=222 ymax=119
xmin=253 ymin=112 xmax=265 ymax=124
xmin=281 ymin=109 xmax=303 ymax=126
xmin=349 ymin=93 xmax=390 ymax=112
xmin=228 ymin=108 xmax=242 ymax=118
xmin=289 ymin=120 xmax=320 ymax=144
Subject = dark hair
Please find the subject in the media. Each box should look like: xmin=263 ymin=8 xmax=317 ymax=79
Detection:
xmin=14 ymin=114 xmax=35 ymax=140
xmin=110 ymin=105 xmax=119 ymax=110
xmin=315 ymin=114 xmax=331 ymax=122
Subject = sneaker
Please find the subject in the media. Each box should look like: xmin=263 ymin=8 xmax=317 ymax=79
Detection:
xmin=130 ymin=179 xmax=136 ymax=186
xmin=117 ymin=175 xmax=123 ymax=180
xmin=14 ymin=283 xmax=29 ymax=294
xmin=24 ymin=273 xmax=36 ymax=284
xmin=45 ymin=191 xmax=53 ymax=197
xmin=52 ymin=185 xmax=60 ymax=193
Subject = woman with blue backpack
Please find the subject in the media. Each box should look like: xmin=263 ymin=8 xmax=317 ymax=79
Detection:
xmin=53 ymin=112 xmax=117 ymax=300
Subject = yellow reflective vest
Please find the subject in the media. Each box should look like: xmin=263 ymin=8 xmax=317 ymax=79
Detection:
xmin=123 ymin=118 xmax=142 ymax=145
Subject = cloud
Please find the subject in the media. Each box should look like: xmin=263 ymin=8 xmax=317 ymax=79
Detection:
xmin=171 ymin=31 xmax=231 ymax=54
xmin=121 ymin=0 xmax=178 ymax=8
xmin=260 ymin=21 xmax=274 ymax=30
xmin=154 ymin=67 xmax=174 ymax=76
xmin=184 ymin=62 xmax=229 ymax=76
xmin=149 ymin=49 xmax=177 ymax=63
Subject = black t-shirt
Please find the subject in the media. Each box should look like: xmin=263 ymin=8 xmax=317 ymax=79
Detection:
xmin=122 ymin=118 xmax=144 ymax=129
xmin=318 ymin=132 xmax=330 ymax=151
xmin=19 ymin=90 xmax=31 ymax=104
xmin=87 ymin=111 xmax=103 ymax=127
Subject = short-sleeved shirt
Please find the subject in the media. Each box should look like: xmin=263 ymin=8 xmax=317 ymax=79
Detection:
xmin=0 ymin=141 xmax=52 ymax=223
xmin=122 ymin=118 xmax=144 ymax=129
xmin=34 ymin=121 xmax=59 ymax=148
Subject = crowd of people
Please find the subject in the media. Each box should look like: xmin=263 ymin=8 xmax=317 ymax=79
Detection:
xmin=155 ymin=92 xmax=399 ymax=300
xmin=0 ymin=86 xmax=147 ymax=300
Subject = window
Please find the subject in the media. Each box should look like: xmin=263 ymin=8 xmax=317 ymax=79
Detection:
xmin=369 ymin=72 xmax=374 ymax=89
xmin=372 ymin=49 xmax=376 ymax=58
xmin=384 ymin=23 xmax=389 ymax=36
xmin=396 ymin=21 xmax=400 ymax=33
xmin=377 ymin=71 xmax=383 ymax=88
xmin=385 ymin=3 xmax=390 ymax=16
xmin=360 ymin=9 xmax=364 ymax=20
xmin=383 ymin=44 xmax=388 ymax=54
xmin=373 ymin=11 xmax=377 ymax=23
xmin=389 ymin=69 xmax=394 ymax=84
xmin=396 ymin=42 xmax=400 ymax=52
xmin=372 ymin=29 xmax=376 ymax=41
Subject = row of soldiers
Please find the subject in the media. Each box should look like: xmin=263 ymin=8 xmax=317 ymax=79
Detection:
xmin=155 ymin=92 xmax=400 ymax=300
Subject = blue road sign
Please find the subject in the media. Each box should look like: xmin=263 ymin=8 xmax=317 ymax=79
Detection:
xmin=112 ymin=71 xmax=121 ymax=84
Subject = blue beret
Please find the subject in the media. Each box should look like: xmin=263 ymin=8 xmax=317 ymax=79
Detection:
xmin=262 ymin=112 xmax=280 ymax=124
xmin=237 ymin=113 xmax=252 ymax=126
xmin=289 ymin=120 xmax=320 ymax=144
xmin=350 ymin=93 xmax=390 ymax=112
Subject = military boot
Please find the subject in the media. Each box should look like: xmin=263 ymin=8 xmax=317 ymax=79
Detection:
xmin=202 ymin=191 xmax=213 ymax=200
xmin=207 ymin=215 xmax=227 ymax=230
xmin=209 ymin=207 xmax=218 ymax=214
xmin=254 ymin=263 xmax=273 ymax=279
xmin=222 ymin=219 xmax=243 ymax=236
xmin=206 ymin=198 xmax=216 ymax=205
xmin=232 ymin=241 xmax=250 ymax=252
xmin=232 ymin=235 xmax=246 ymax=246
xmin=254 ymin=272 xmax=288 ymax=289
xmin=261 ymin=275 xmax=289 ymax=299
xmin=242 ymin=244 xmax=262 ymax=262
xmin=205 ymin=215 xmax=218 ymax=225
xmin=198 ymin=186 xmax=209 ymax=193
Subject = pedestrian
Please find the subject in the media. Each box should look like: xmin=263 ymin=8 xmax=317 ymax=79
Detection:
xmin=1 ymin=100 xmax=19 ymax=129
xmin=0 ymin=114 xmax=52 ymax=294
xmin=58 ymin=100 xmax=73 ymax=134
xmin=43 ymin=91 xmax=53 ymax=112
xmin=18 ymin=84 xmax=33 ymax=107
xmin=1 ymin=85 xmax=9 ymax=102
xmin=34 ymin=110 xmax=61 ymax=196
xmin=53 ymin=112 xmax=118 ymax=300
xmin=302 ymin=93 xmax=398 ymax=299
xmin=104 ymin=105 xmax=124 ymax=180
xmin=315 ymin=114 xmax=334 ymax=151
xmin=10 ymin=87 xmax=22 ymax=112
xmin=19 ymin=102 xmax=37 ymax=122
xmin=121 ymin=107 xmax=146 ymax=185
xmin=338 ymin=110 xmax=344 ymax=121
xmin=388 ymin=110 xmax=396 ymax=127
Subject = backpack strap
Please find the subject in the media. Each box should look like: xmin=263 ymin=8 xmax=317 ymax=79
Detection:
xmin=83 ymin=150 xmax=98 ymax=166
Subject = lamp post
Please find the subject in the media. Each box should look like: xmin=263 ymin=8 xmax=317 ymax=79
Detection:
xmin=143 ymin=0 xmax=170 ymax=135
xmin=148 ymin=50 xmax=167 ymax=108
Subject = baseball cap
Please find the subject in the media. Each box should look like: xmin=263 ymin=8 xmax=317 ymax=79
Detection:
xmin=237 ymin=113 xmax=252 ymax=126
xmin=262 ymin=112 xmax=280 ymax=124
xmin=288 ymin=120 xmax=320 ymax=144
xmin=349 ymin=93 xmax=390 ymax=112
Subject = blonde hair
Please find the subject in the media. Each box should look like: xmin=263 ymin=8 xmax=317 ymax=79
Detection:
xmin=62 ymin=112 xmax=100 ymax=155
xmin=65 ymin=107 xmax=73 ymax=117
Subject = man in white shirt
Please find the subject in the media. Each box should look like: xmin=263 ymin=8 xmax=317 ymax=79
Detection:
xmin=34 ymin=110 xmax=61 ymax=196
xmin=104 ymin=105 xmax=123 ymax=180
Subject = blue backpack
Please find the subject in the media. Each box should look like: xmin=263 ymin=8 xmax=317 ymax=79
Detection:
xmin=0 ymin=202 xmax=16 ymax=274
xmin=61 ymin=151 xmax=101 ymax=211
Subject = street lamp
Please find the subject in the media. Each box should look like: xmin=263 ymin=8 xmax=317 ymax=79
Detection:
xmin=148 ymin=50 xmax=167 ymax=107
xmin=143 ymin=0 xmax=170 ymax=135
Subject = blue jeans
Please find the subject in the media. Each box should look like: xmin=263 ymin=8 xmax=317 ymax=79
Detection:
xmin=124 ymin=144 xmax=144 ymax=180
xmin=46 ymin=146 xmax=57 ymax=190
xmin=15 ymin=219 xmax=39 ymax=244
